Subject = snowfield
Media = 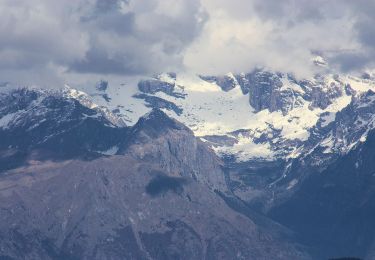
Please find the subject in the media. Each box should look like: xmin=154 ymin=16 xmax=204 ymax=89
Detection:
xmin=3 ymin=66 xmax=375 ymax=162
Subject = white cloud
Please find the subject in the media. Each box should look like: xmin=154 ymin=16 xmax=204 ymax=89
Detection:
xmin=0 ymin=0 xmax=374 ymax=84
xmin=182 ymin=0 xmax=359 ymax=78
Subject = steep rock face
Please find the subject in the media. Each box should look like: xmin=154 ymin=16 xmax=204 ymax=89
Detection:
xmin=202 ymin=71 xmax=303 ymax=114
xmin=296 ymin=76 xmax=345 ymax=110
xmin=234 ymin=71 xmax=347 ymax=115
xmin=247 ymin=71 xmax=285 ymax=113
xmin=138 ymin=78 xmax=175 ymax=95
xmin=239 ymin=71 xmax=346 ymax=114
xmin=137 ymin=73 xmax=185 ymax=99
xmin=135 ymin=74 xmax=185 ymax=116
xmin=96 ymin=80 xmax=109 ymax=92
xmin=200 ymin=73 xmax=239 ymax=92
xmin=309 ymin=81 xmax=343 ymax=109
xmin=119 ymin=109 xmax=227 ymax=192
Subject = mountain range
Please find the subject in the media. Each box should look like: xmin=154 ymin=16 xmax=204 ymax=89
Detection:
xmin=1 ymin=59 xmax=375 ymax=259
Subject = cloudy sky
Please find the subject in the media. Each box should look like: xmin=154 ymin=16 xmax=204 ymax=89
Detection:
xmin=0 ymin=0 xmax=374 ymax=85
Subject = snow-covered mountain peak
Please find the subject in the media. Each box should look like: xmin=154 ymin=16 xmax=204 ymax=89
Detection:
xmin=58 ymin=70 xmax=375 ymax=162
xmin=0 ymin=86 xmax=126 ymax=135
xmin=4 ymin=69 xmax=375 ymax=163
xmin=63 ymin=84 xmax=99 ymax=109
xmin=63 ymin=84 xmax=126 ymax=127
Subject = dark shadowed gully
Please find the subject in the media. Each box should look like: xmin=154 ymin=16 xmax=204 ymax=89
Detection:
xmin=145 ymin=173 xmax=187 ymax=196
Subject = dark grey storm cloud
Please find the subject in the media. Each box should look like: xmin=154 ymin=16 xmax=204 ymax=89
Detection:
xmin=331 ymin=0 xmax=375 ymax=72
xmin=0 ymin=0 xmax=375 ymax=83
xmin=71 ymin=0 xmax=207 ymax=75
xmin=0 ymin=0 xmax=206 ymax=82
